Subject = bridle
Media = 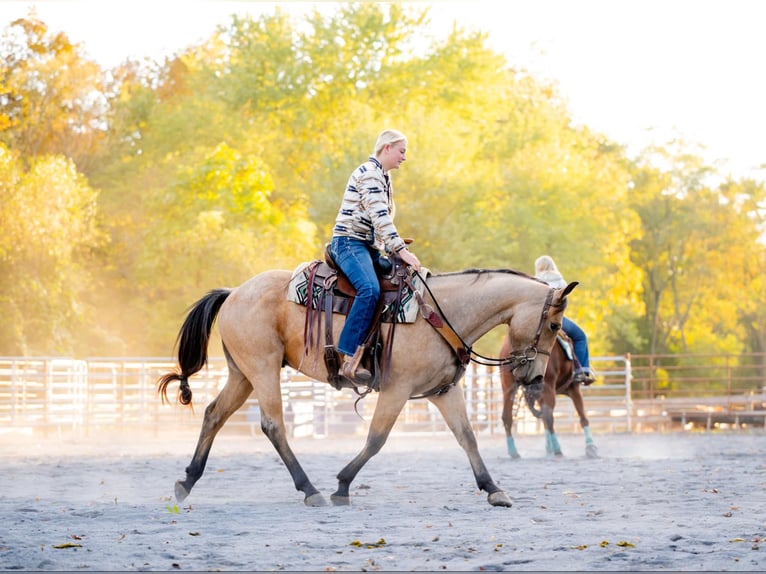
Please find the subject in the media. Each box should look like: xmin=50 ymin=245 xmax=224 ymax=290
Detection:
xmin=410 ymin=271 xmax=560 ymax=376
xmin=469 ymin=286 xmax=558 ymax=375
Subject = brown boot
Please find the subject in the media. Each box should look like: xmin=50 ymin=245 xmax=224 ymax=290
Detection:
xmin=339 ymin=345 xmax=372 ymax=384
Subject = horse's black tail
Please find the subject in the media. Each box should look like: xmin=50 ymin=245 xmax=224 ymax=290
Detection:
xmin=157 ymin=288 xmax=232 ymax=406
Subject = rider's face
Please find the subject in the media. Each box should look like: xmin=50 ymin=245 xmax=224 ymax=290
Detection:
xmin=380 ymin=142 xmax=407 ymax=172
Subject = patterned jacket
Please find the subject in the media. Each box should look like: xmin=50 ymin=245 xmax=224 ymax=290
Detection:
xmin=332 ymin=156 xmax=407 ymax=254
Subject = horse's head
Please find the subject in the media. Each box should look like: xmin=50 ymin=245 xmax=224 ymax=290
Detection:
xmin=503 ymin=280 xmax=578 ymax=403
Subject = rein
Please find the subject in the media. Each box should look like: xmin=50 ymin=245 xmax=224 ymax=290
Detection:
xmin=407 ymin=270 xmax=558 ymax=375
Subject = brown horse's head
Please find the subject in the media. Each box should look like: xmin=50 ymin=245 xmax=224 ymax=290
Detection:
xmin=503 ymin=281 xmax=578 ymax=403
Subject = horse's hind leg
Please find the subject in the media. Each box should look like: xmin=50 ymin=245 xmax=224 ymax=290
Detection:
xmin=429 ymin=387 xmax=512 ymax=508
xmin=570 ymin=386 xmax=598 ymax=458
xmin=255 ymin=374 xmax=326 ymax=507
xmin=175 ymin=364 xmax=252 ymax=502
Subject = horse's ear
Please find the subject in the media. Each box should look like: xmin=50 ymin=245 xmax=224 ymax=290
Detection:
xmin=561 ymin=281 xmax=579 ymax=297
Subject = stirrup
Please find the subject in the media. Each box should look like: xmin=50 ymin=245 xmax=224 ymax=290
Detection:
xmin=340 ymin=345 xmax=372 ymax=385
xmin=340 ymin=360 xmax=371 ymax=385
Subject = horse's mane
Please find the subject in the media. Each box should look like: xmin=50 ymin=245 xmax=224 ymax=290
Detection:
xmin=428 ymin=268 xmax=547 ymax=286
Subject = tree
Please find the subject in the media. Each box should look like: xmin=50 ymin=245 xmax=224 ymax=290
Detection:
xmin=0 ymin=144 xmax=105 ymax=355
xmin=0 ymin=15 xmax=108 ymax=173
xmin=628 ymin=142 xmax=766 ymax=356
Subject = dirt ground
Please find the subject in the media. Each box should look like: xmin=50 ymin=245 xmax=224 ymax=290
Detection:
xmin=0 ymin=429 xmax=764 ymax=571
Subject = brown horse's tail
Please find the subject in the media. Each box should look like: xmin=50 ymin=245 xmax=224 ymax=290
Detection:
xmin=157 ymin=288 xmax=232 ymax=406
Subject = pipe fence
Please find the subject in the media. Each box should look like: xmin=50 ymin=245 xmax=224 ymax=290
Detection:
xmin=1 ymin=353 xmax=764 ymax=440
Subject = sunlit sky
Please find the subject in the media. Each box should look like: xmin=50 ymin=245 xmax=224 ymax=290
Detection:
xmin=3 ymin=0 xmax=765 ymax=181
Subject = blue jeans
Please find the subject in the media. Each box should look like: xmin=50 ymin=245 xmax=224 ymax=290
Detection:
xmin=330 ymin=236 xmax=381 ymax=356
xmin=563 ymin=316 xmax=590 ymax=369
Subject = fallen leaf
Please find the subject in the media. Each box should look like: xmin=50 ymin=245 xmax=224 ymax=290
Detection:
xmin=616 ymin=541 xmax=635 ymax=547
xmin=53 ymin=543 xmax=82 ymax=549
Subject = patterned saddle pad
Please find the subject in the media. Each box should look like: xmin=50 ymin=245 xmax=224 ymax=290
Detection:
xmin=287 ymin=261 xmax=427 ymax=323
xmin=557 ymin=334 xmax=574 ymax=360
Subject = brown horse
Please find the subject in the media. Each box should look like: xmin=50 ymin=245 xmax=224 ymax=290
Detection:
xmin=500 ymin=334 xmax=598 ymax=458
xmin=158 ymin=266 xmax=577 ymax=508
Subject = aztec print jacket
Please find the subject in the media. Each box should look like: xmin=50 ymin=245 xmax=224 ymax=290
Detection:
xmin=332 ymin=156 xmax=407 ymax=255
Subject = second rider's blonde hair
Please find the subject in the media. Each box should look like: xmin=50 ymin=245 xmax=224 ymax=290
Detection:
xmin=534 ymin=255 xmax=560 ymax=275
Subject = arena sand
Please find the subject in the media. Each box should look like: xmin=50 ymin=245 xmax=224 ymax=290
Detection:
xmin=0 ymin=429 xmax=764 ymax=571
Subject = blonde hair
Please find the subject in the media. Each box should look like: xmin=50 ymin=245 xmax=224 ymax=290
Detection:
xmin=534 ymin=255 xmax=560 ymax=275
xmin=373 ymin=129 xmax=407 ymax=156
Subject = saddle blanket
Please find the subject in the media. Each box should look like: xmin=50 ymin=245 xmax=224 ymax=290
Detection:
xmin=287 ymin=261 xmax=427 ymax=324
xmin=557 ymin=335 xmax=573 ymax=360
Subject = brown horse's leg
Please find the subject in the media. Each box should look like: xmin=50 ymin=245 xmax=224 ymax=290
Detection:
xmin=540 ymin=379 xmax=563 ymax=456
xmin=331 ymin=389 xmax=409 ymax=506
xmin=499 ymin=337 xmax=522 ymax=459
xmin=569 ymin=385 xmax=599 ymax=458
xmin=500 ymin=374 xmax=521 ymax=459
xmin=428 ymin=386 xmax=512 ymax=508
xmin=175 ymin=364 xmax=253 ymax=503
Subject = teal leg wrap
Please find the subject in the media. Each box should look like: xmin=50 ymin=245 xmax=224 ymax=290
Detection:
xmin=584 ymin=426 xmax=594 ymax=445
xmin=545 ymin=430 xmax=562 ymax=455
xmin=506 ymin=436 xmax=520 ymax=458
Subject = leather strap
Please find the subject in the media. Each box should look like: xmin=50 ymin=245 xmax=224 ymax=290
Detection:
xmin=323 ymin=286 xmax=342 ymax=389
xmin=403 ymin=273 xmax=470 ymax=366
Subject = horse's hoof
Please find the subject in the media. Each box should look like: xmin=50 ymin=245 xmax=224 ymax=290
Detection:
xmin=330 ymin=493 xmax=351 ymax=506
xmin=488 ymin=491 xmax=513 ymax=508
xmin=304 ymin=493 xmax=328 ymax=507
xmin=586 ymin=445 xmax=599 ymax=458
xmin=174 ymin=480 xmax=190 ymax=503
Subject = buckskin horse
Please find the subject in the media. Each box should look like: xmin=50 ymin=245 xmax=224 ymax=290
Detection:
xmin=157 ymin=262 xmax=577 ymax=508
xmin=500 ymin=333 xmax=598 ymax=458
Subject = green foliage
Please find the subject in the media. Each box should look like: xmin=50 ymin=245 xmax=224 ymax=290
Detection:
xmin=1 ymin=2 xmax=765 ymax=372
xmin=0 ymin=16 xmax=108 ymax=173
xmin=0 ymin=144 xmax=105 ymax=354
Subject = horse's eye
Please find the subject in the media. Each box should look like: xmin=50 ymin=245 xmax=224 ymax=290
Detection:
xmin=550 ymin=322 xmax=561 ymax=332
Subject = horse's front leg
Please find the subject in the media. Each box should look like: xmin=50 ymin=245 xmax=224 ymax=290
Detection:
xmin=570 ymin=386 xmax=598 ymax=458
xmin=539 ymin=377 xmax=562 ymax=456
xmin=175 ymin=368 xmax=252 ymax=502
xmin=541 ymin=401 xmax=563 ymax=456
xmin=331 ymin=390 xmax=409 ymax=505
xmin=501 ymin=379 xmax=521 ymax=459
xmin=429 ymin=386 xmax=512 ymax=508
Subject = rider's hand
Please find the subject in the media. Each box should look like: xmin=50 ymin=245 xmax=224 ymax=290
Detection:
xmin=400 ymin=248 xmax=422 ymax=273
